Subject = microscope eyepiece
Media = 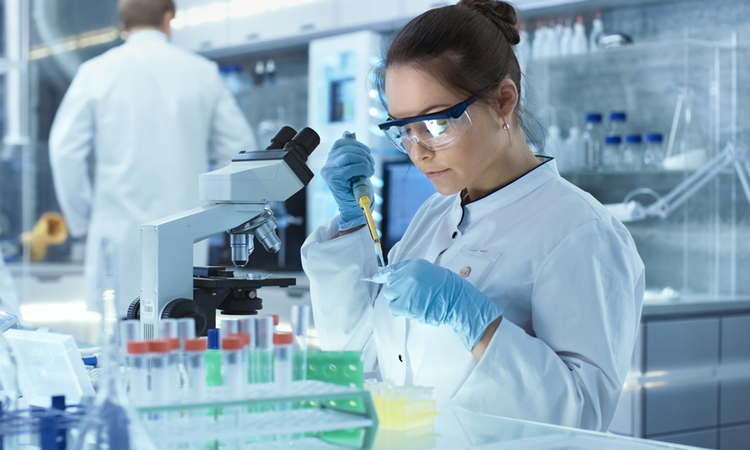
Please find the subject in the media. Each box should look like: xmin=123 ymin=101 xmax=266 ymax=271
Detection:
xmin=283 ymin=127 xmax=320 ymax=162
xmin=265 ymin=126 xmax=297 ymax=150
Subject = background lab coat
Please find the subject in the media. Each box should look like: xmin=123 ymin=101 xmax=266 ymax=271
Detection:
xmin=302 ymin=158 xmax=645 ymax=432
xmin=0 ymin=248 xmax=19 ymax=316
xmin=50 ymin=30 xmax=256 ymax=313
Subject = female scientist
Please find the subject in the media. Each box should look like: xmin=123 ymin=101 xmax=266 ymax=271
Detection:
xmin=301 ymin=0 xmax=644 ymax=432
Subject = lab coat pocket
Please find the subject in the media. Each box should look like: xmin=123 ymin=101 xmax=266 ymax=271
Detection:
xmin=446 ymin=245 xmax=501 ymax=290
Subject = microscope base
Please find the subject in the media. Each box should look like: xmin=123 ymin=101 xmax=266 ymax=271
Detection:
xmin=128 ymin=266 xmax=295 ymax=337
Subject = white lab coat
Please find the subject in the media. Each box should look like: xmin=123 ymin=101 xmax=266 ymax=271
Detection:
xmin=301 ymin=158 xmax=645 ymax=432
xmin=0 ymin=248 xmax=19 ymax=316
xmin=49 ymin=30 xmax=256 ymax=313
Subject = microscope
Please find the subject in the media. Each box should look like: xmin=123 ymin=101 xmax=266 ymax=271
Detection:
xmin=127 ymin=126 xmax=320 ymax=339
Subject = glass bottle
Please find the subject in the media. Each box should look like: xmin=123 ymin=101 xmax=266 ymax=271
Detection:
xmin=643 ymin=133 xmax=665 ymax=170
xmin=602 ymin=135 xmax=623 ymax=170
xmin=623 ymin=134 xmax=643 ymax=170
xmin=607 ymin=111 xmax=627 ymax=136
xmin=583 ymin=113 xmax=603 ymax=171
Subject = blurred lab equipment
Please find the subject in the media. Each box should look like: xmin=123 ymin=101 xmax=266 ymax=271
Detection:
xmin=0 ymin=311 xmax=18 ymax=332
xmin=72 ymin=237 xmax=157 ymax=450
xmin=128 ymin=126 xmax=319 ymax=339
xmin=0 ymin=327 xmax=21 ymax=412
xmin=598 ymin=33 xmax=634 ymax=49
xmin=559 ymin=18 xmax=572 ymax=57
xmin=605 ymin=142 xmax=750 ymax=222
xmin=0 ymin=246 xmax=19 ymax=316
xmin=589 ymin=12 xmax=604 ymax=52
xmin=381 ymin=162 xmax=437 ymax=256
xmin=570 ymin=15 xmax=588 ymax=55
xmin=49 ymin=28 xmax=256 ymax=315
xmin=307 ymin=31 xmax=387 ymax=235
xmin=20 ymin=212 xmax=68 ymax=262
xmin=4 ymin=329 xmax=95 ymax=407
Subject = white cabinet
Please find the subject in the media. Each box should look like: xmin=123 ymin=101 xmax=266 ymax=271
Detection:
xmin=172 ymin=0 xmax=231 ymax=52
xmin=404 ymin=0 xmax=458 ymax=17
xmin=227 ymin=0 xmax=335 ymax=47
xmin=338 ymin=0 xmax=403 ymax=28
xmin=285 ymin=0 xmax=336 ymax=35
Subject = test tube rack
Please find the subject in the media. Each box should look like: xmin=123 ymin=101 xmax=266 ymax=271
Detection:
xmin=0 ymin=401 xmax=86 ymax=450
xmin=135 ymin=380 xmax=379 ymax=449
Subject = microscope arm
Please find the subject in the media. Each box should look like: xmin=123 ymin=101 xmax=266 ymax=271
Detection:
xmin=139 ymin=202 xmax=265 ymax=339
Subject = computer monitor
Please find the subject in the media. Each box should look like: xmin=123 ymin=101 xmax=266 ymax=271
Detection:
xmin=381 ymin=162 xmax=437 ymax=258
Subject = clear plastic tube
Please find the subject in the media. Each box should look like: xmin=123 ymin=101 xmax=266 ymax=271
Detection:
xmin=222 ymin=337 xmax=244 ymax=399
xmin=127 ymin=341 xmax=149 ymax=407
xmin=175 ymin=318 xmax=196 ymax=392
xmin=149 ymin=339 xmax=172 ymax=405
xmin=229 ymin=332 xmax=251 ymax=392
xmin=159 ymin=320 xmax=181 ymax=400
xmin=120 ymin=320 xmax=141 ymax=351
xmin=184 ymin=338 xmax=207 ymax=402
xmin=237 ymin=317 xmax=257 ymax=385
xmin=176 ymin=318 xmax=196 ymax=351
xmin=255 ymin=316 xmax=274 ymax=384
xmin=219 ymin=318 xmax=239 ymax=342
xmin=273 ymin=333 xmax=293 ymax=391
xmin=291 ymin=305 xmax=310 ymax=381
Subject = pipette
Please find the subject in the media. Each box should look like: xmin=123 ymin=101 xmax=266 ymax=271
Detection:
xmin=343 ymin=131 xmax=386 ymax=267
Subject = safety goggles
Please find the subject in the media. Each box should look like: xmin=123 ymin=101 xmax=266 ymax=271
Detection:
xmin=378 ymin=82 xmax=498 ymax=154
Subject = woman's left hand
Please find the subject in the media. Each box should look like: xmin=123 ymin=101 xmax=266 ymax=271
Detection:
xmin=380 ymin=259 xmax=503 ymax=352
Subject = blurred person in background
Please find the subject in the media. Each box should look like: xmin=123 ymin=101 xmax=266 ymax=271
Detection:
xmin=50 ymin=0 xmax=256 ymax=314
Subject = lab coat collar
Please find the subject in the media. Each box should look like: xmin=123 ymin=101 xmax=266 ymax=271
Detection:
xmin=450 ymin=156 xmax=558 ymax=227
xmin=126 ymin=30 xmax=168 ymax=44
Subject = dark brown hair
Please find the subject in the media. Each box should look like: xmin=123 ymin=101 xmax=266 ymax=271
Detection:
xmin=375 ymin=0 xmax=544 ymax=151
xmin=118 ymin=0 xmax=176 ymax=31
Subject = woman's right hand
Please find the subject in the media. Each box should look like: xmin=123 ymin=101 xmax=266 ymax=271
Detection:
xmin=320 ymin=136 xmax=375 ymax=231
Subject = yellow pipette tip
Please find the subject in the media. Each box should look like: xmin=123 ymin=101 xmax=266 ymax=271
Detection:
xmin=358 ymin=196 xmax=385 ymax=267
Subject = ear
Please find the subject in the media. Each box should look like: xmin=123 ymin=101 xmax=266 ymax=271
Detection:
xmin=491 ymin=78 xmax=519 ymax=120
xmin=162 ymin=10 xmax=174 ymax=34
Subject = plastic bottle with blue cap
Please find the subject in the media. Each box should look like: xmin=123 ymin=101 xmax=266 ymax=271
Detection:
xmin=623 ymin=134 xmax=643 ymax=170
xmin=603 ymin=135 xmax=623 ymax=170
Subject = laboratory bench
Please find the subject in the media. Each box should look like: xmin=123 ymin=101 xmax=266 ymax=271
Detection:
xmin=369 ymin=406 xmax=705 ymax=450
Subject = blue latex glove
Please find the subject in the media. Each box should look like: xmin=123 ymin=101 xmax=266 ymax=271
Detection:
xmin=320 ymin=137 xmax=375 ymax=231
xmin=380 ymin=259 xmax=503 ymax=351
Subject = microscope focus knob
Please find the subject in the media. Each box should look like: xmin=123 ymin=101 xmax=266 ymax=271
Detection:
xmin=162 ymin=298 xmax=208 ymax=336
xmin=126 ymin=297 xmax=141 ymax=320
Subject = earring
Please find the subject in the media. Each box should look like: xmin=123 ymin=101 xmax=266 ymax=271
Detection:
xmin=503 ymin=118 xmax=512 ymax=146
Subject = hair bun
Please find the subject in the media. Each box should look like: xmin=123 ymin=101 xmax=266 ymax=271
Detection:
xmin=458 ymin=0 xmax=520 ymax=45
